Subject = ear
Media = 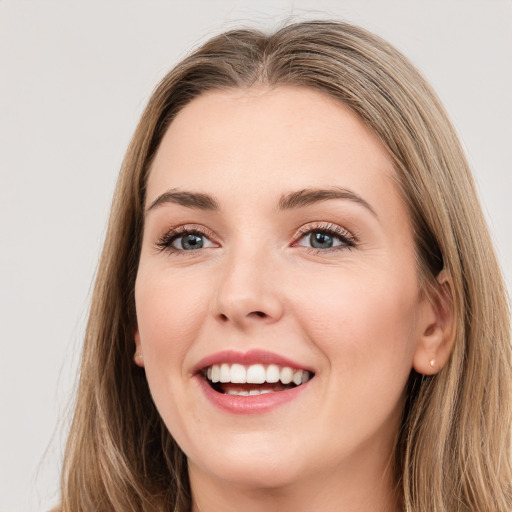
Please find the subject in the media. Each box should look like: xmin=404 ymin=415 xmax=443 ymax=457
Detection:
xmin=413 ymin=270 xmax=455 ymax=375
xmin=133 ymin=328 xmax=145 ymax=367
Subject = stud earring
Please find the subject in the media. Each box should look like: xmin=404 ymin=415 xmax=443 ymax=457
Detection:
xmin=429 ymin=358 xmax=436 ymax=368
xmin=134 ymin=352 xmax=143 ymax=363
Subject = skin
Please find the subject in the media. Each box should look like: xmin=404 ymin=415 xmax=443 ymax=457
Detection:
xmin=134 ymin=86 xmax=452 ymax=512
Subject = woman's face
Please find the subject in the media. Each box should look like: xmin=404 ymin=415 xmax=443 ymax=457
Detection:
xmin=135 ymin=86 xmax=432 ymax=492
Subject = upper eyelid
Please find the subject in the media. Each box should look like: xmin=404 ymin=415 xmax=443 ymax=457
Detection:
xmin=294 ymin=222 xmax=356 ymax=241
xmin=161 ymin=224 xmax=216 ymax=238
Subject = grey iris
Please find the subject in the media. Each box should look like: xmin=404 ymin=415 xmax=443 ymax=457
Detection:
xmin=182 ymin=234 xmax=204 ymax=250
xmin=310 ymin=232 xmax=333 ymax=249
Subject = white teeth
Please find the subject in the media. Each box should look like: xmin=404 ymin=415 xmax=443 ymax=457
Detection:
xmin=230 ymin=364 xmax=246 ymax=383
xmin=247 ymin=364 xmax=266 ymax=384
xmin=205 ymin=363 xmax=312 ymax=386
xmin=266 ymin=364 xmax=280 ymax=383
xmin=219 ymin=363 xmax=230 ymax=383
xmin=280 ymin=367 xmax=293 ymax=384
xmin=227 ymin=388 xmax=275 ymax=396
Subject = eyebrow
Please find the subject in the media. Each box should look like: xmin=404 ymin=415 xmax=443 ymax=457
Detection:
xmin=146 ymin=186 xmax=376 ymax=217
xmin=278 ymin=187 xmax=377 ymax=216
xmin=146 ymin=188 xmax=220 ymax=214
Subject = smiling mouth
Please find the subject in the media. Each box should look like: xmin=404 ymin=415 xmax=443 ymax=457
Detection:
xmin=202 ymin=363 xmax=314 ymax=396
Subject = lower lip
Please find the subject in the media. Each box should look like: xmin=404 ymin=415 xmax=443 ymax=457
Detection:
xmin=195 ymin=375 xmax=310 ymax=415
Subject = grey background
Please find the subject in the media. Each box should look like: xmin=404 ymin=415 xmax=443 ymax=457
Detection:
xmin=1 ymin=1 xmax=511 ymax=511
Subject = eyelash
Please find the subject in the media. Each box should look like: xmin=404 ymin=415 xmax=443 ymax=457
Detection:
xmin=155 ymin=225 xmax=217 ymax=255
xmin=155 ymin=223 xmax=357 ymax=255
xmin=294 ymin=223 xmax=357 ymax=253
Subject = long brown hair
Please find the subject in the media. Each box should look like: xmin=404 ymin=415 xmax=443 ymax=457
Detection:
xmin=59 ymin=20 xmax=512 ymax=511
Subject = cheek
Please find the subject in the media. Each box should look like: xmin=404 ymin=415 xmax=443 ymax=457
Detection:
xmin=296 ymin=264 xmax=419 ymax=396
xmin=134 ymin=267 xmax=214 ymax=442
xmin=134 ymin=267 xmax=211 ymax=374
xmin=302 ymin=262 xmax=417 ymax=324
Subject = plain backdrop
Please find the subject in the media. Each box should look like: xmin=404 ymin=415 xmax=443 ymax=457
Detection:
xmin=1 ymin=1 xmax=511 ymax=510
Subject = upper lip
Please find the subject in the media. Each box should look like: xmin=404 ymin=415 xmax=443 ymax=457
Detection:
xmin=192 ymin=349 xmax=314 ymax=374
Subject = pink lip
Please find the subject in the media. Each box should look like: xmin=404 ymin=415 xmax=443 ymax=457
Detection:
xmin=192 ymin=349 xmax=314 ymax=415
xmin=193 ymin=349 xmax=312 ymax=373
xmin=194 ymin=373 xmax=311 ymax=415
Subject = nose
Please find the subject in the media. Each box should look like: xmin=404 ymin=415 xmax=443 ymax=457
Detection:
xmin=213 ymin=249 xmax=284 ymax=328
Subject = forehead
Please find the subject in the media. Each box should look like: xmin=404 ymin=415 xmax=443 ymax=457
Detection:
xmin=147 ymin=86 xmax=402 ymax=219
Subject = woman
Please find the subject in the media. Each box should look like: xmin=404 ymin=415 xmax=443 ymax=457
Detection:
xmin=58 ymin=20 xmax=512 ymax=511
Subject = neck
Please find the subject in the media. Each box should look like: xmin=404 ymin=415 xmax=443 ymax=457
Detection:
xmin=189 ymin=446 xmax=401 ymax=512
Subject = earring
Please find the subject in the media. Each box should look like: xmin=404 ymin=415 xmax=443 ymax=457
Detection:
xmin=429 ymin=358 xmax=436 ymax=368
xmin=134 ymin=352 xmax=143 ymax=363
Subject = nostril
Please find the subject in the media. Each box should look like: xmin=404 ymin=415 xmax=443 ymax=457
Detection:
xmin=217 ymin=310 xmax=271 ymax=323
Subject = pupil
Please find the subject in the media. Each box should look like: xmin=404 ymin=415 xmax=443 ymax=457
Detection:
xmin=310 ymin=232 xmax=333 ymax=249
xmin=182 ymin=234 xmax=203 ymax=250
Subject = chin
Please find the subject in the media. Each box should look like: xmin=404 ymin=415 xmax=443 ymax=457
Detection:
xmin=187 ymin=437 xmax=309 ymax=490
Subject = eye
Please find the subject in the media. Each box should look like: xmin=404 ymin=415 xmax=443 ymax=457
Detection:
xmin=304 ymin=231 xmax=338 ymax=249
xmin=172 ymin=232 xmax=213 ymax=250
xmin=295 ymin=224 xmax=356 ymax=251
xmin=156 ymin=227 xmax=218 ymax=253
